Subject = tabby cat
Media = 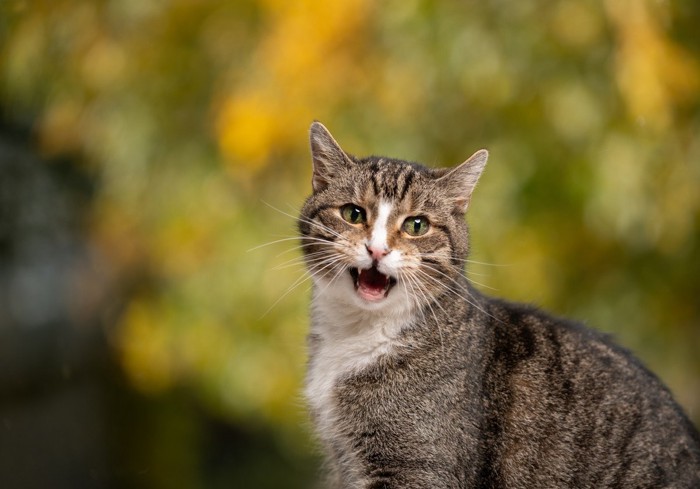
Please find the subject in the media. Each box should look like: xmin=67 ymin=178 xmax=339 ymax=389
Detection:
xmin=298 ymin=122 xmax=700 ymax=488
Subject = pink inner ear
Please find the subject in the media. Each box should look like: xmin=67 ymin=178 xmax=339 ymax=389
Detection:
xmin=455 ymin=198 xmax=470 ymax=213
xmin=437 ymin=149 xmax=488 ymax=213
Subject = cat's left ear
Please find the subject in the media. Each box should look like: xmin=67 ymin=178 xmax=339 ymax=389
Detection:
xmin=437 ymin=149 xmax=488 ymax=213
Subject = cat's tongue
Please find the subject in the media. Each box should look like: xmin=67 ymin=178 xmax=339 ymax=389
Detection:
xmin=357 ymin=267 xmax=390 ymax=302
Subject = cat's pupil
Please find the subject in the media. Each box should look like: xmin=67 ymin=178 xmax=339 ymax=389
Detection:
xmin=403 ymin=216 xmax=429 ymax=236
xmin=340 ymin=204 xmax=366 ymax=224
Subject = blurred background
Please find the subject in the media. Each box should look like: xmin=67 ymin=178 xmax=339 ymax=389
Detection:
xmin=0 ymin=0 xmax=698 ymax=487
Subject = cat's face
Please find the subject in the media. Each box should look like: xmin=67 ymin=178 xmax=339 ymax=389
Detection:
xmin=299 ymin=122 xmax=487 ymax=313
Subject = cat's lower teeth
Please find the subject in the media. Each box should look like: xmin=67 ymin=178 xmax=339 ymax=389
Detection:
xmin=350 ymin=267 xmax=396 ymax=302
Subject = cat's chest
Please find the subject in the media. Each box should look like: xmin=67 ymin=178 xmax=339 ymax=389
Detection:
xmin=305 ymin=307 xmax=409 ymax=432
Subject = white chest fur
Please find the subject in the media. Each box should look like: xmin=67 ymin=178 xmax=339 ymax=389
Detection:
xmin=305 ymin=290 xmax=413 ymax=438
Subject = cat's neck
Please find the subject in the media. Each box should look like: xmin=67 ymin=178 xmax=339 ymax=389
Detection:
xmin=310 ymin=287 xmax=415 ymax=345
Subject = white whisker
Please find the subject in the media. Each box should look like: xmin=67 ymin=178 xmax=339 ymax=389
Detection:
xmin=261 ymin=254 xmax=342 ymax=318
xmin=413 ymin=265 xmax=501 ymax=324
xmin=272 ymin=249 xmax=336 ymax=271
xmin=400 ymin=268 xmax=445 ymax=355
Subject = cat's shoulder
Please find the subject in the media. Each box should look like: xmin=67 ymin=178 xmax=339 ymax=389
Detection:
xmin=482 ymin=295 xmax=645 ymax=373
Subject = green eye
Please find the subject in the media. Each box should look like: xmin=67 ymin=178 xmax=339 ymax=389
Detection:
xmin=403 ymin=216 xmax=430 ymax=236
xmin=340 ymin=204 xmax=366 ymax=225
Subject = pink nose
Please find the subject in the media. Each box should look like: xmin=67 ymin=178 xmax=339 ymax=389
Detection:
xmin=366 ymin=244 xmax=388 ymax=260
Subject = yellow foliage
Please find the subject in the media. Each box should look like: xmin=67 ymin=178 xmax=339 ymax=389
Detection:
xmin=217 ymin=90 xmax=281 ymax=168
xmin=216 ymin=0 xmax=372 ymax=171
xmin=605 ymin=0 xmax=700 ymax=129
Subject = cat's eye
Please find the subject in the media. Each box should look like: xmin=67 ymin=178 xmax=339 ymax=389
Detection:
xmin=340 ymin=204 xmax=366 ymax=225
xmin=403 ymin=216 xmax=430 ymax=236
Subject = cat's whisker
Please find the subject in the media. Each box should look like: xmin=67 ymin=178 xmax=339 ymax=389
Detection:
xmin=415 ymin=252 xmax=496 ymax=282
xmin=413 ymin=266 xmax=485 ymax=311
xmin=262 ymin=200 xmax=348 ymax=243
xmin=261 ymin=200 xmax=309 ymax=224
xmin=404 ymin=268 xmax=445 ymax=328
xmin=309 ymin=256 xmax=348 ymax=282
xmin=399 ymin=269 xmax=446 ymax=355
xmin=398 ymin=270 xmax=424 ymax=312
xmin=452 ymin=257 xmax=512 ymax=267
xmin=414 ymin=266 xmax=502 ymax=324
xmin=417 ymin=281 xmax=447 ymax=356
xmin=307 ymin=257 xmax=346 ymax=278
xmin=397 ymin=271 xmax=426 ymax=324
xmin=416 ymin=252 xmax=509 ymax=273
xmin=396 ymin=273 xmax=415 ymax=317
xmin=463 ymin=270 xmax=490 ymax=278
xmin=247 ymin=236 xmax=309 ymax=252
xmin=412 ymin=266 xmax=468 ymax=299
xmin=260 ymin=276 xmax=309 ymax=319
xmin=297 ymin=215 xmax=345 ymax=240
xmin=273 ymin=257 xmax=323 ymax=272
xmin=293 ymin=254 xmax=351 ymax=300
xmin=271 ymin=262 xmax=305 ymax=272
xmin=463 ymin=276 xmax=498 ymax=291
xmin=413 ymin=269 xmax=472 ymax=302
xmin=273 ymin=239 xmax=343 ymax=261
xmin=272 ymin=250 xmax=336 ymax=271
xmin=260 ymin=201 xmax=339 ymax=240
xmin=261 ymin=255 xmax=343 ymax=318
xmin=248 ymin=235 xmax=335 ymax=253
xmin=318 ymin=262 xmax=350 ymax=297
xmin=441 ymin=263 xmax=498 ymax=291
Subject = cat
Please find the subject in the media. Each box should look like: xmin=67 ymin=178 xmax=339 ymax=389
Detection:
xmin=298 ymin=121 xmax=700 ymax=488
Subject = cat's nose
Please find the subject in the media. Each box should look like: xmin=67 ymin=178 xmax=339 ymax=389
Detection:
xmin=366 ymin=243 xmax=389 ymax=260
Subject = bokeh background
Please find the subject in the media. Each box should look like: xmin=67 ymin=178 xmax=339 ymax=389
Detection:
xmin=0 ymin=0 xmax=698 ymax=487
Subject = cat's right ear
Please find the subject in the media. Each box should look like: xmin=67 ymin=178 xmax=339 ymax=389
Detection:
xmin=309 ymin=121 xmax=351 ymax=192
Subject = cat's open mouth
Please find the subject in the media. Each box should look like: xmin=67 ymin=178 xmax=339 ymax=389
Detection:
xmin=349 ymin=266 xmax=397 ymax=302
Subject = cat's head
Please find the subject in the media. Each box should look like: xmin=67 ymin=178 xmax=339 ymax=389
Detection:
xmin=299 ymin=122 xmax=487 ymax=313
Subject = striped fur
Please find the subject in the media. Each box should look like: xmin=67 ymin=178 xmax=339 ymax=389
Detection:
xmin=299 ymin=122 xmax=700 ymax=488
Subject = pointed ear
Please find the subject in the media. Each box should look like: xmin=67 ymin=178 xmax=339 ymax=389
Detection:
xmin=436 ymin=149 xmax=488 ymax=213
xmin=309 ymin=121 xmax=352 ymax=192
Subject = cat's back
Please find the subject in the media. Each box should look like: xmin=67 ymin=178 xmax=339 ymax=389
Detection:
xmin=479 ymin=297 xmax=700 ymax=487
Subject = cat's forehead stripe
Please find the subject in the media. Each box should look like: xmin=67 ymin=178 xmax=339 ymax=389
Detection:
xmin=364 ymin=158 xmax=421 ymax=202
xmin=371 ymin=173 xmax=381 ymax=197
xmin=397 ymin=170 xmax=414 ymax=202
